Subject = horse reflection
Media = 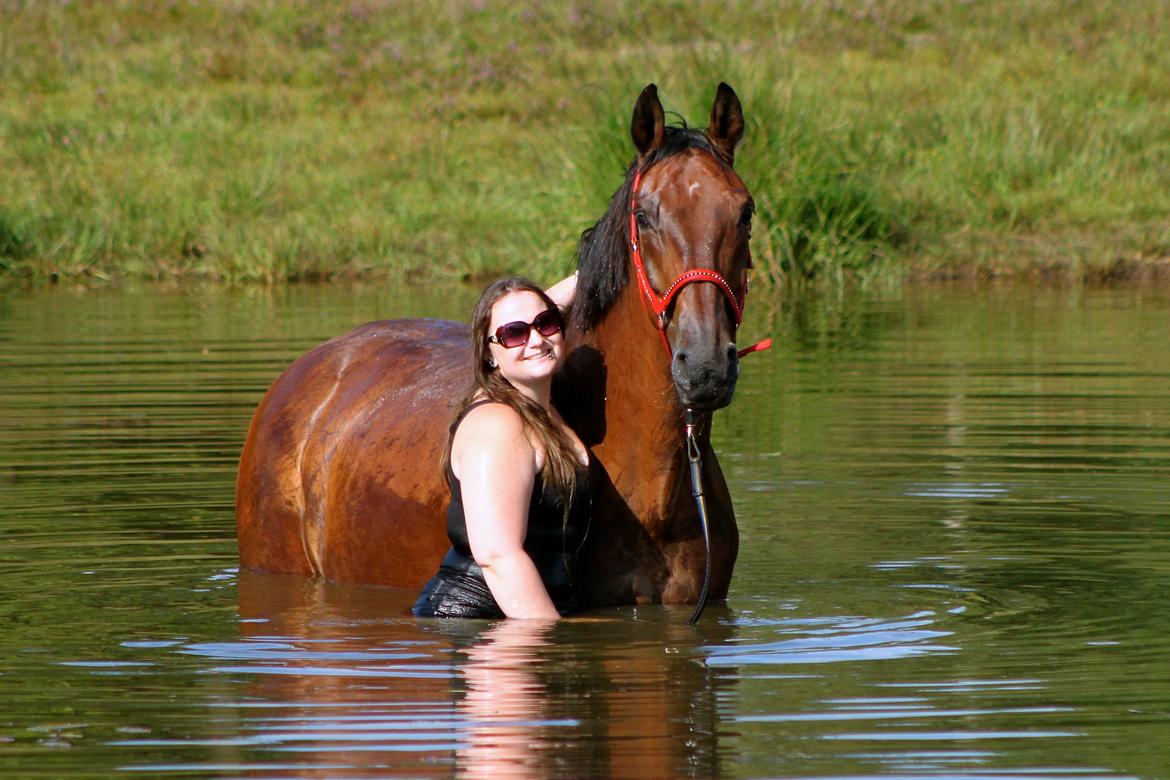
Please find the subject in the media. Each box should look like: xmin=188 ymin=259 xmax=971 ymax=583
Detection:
xmin=229 ymin=570 xmax=736 ymax=778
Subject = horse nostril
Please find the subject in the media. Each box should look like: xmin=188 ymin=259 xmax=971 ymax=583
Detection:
xmin=671 ymin=350 xmax=690 ymax=388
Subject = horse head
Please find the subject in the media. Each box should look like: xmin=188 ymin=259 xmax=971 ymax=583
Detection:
xmin=573 ymin=83 xmax=753 ymax=413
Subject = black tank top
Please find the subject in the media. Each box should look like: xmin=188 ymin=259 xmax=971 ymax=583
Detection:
xmin=412 ymin=400 xmax=591 ymax=618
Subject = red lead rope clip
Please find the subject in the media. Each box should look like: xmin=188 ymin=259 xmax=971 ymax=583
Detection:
xmin=737 ymin=338 xmax=772 ymax=358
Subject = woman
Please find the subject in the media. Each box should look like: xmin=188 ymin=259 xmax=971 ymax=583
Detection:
xmin=413 ymin=275 xmax=589 ymax=620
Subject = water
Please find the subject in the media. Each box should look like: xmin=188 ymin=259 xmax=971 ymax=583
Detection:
xmin=1 ymin=282 xmax=1168 ymax=778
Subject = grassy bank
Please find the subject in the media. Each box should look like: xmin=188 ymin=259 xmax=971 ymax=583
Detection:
xmin=2 ymin=1 xmax=1168 ymax=286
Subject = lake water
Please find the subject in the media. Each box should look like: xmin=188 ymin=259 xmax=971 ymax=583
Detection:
xmin=1 ymin=281 xmax=1168 ymax=778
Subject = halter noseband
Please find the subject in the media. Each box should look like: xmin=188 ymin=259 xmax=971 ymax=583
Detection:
xmin=628 ymin=166 xmax=770 ymax=360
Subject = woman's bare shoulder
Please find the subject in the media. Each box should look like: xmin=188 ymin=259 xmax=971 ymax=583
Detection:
xmin=453 ymin=402 xmax=531 ymax=454
xmin=451 ymin=402 xmax=537 ymax=479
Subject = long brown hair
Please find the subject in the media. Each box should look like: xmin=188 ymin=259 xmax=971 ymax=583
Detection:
xmin=444 ymin=276 xmax=581 ymax=504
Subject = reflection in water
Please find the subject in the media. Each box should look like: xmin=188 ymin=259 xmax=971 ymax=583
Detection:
xmin=154 ymin=570 xmax=735 ymax=778
xmin=706 ymin=611 xmax=957 ymax=666
xmin=456 ymin=620 xmax=555 ymax=779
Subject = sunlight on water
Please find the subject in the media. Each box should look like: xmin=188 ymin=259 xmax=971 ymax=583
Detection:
xmin=707 ymin=612 xmax=957 ymax=665
xmin=1 ymin=282 xmax=1169 ymax=778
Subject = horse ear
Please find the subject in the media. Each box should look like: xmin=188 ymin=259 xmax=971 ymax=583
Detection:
xmin=707 ymin=82 xmax=744 ymax=163
xmin=630 ymin=83 xmax=665 ymax=158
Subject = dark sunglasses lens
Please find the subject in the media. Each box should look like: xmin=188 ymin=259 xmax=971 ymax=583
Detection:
xmin=496 ymin=322 xmax=531 ymax=348
xmin=533 ymin=309 xmax=562 ymax=336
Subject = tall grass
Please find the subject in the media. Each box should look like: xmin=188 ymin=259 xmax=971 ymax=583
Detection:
xmin=1 ymin=0 xmax=1168 ymax=286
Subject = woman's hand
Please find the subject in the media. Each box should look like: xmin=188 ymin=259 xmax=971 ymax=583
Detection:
xmin=452 ymin=403 xmax=561 ymax=620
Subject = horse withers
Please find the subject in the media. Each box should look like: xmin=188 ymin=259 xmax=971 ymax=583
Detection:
xmin=236 ymin=83 xmax=755 ymax=607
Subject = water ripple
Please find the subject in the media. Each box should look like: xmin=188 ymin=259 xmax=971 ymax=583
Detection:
xmin=707 ymin=612 xmax=957 ymax=666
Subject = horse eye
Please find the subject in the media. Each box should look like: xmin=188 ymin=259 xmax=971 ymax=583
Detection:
xmin=739 ymin=206 xmax=754 ymax=236
xmin=635 ymin=210 xmax=652 ymax=229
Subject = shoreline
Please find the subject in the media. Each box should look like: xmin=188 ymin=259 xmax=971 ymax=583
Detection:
xmin=4 ymin=2 xmax=1168 ymax=289
xmin=7 ymin=252 xmax=1170 ymax=294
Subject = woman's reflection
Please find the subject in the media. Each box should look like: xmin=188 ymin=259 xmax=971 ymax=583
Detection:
xmin=455 ymin=620 xmax=555 ymax=779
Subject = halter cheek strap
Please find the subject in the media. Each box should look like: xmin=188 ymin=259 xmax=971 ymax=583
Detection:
xmin=628 ymin=167 xmax=772 ymax=360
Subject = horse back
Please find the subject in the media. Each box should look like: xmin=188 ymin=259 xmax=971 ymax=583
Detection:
xmin=236 ymin=319 xmax=469 ymax=589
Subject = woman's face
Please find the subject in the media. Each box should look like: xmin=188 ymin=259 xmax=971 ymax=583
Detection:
xmin=486 ymin=290 xmax=564 ymax=389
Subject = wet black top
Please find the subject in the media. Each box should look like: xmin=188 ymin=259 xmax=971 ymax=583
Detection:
xmin=413 ymin=401 xmax=591 ymax=618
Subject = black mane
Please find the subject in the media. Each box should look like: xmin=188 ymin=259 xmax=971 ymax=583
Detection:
xmin=571 ymin=125 xmax=721 ymax=332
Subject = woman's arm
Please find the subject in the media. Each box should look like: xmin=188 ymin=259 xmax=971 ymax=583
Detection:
xmin=452 ymin=405 xmax=560 ymax=620
xmin=545 ymin=271 xmax=577 ymax=310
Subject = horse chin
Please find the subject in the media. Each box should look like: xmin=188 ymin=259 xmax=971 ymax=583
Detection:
xmin=676 ymin=382 xmax=737 ymax=412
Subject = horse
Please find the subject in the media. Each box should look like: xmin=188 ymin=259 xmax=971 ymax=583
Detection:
xmin=236 ymin=82 xmax=756 ymax=607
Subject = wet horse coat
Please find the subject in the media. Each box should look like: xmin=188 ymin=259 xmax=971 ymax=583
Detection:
xmin=236 ymin=83 xmax=754 ymax=606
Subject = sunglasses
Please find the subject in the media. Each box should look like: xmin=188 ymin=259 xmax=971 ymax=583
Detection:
xmin=487 ymin=307 xmax=563 ymax=349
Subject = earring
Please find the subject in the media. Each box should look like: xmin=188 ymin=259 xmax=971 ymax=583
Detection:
xmin=487 ymin=358 xmax=496 ymax=368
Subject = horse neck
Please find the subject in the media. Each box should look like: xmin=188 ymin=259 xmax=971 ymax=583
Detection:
xmin=579 ymin=286 xmax=701 ymax=525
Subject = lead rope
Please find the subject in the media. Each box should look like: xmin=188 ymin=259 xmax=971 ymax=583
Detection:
xmin=684 ymin=409 xmax=713 ymax=625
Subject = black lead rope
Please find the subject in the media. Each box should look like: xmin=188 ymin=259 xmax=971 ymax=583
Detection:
xmin=684 ymin=409 xmax=713 ymax=625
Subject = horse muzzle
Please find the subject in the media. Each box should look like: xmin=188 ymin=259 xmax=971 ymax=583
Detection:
xmin=671 ymin=342 xmax=739 ymax=410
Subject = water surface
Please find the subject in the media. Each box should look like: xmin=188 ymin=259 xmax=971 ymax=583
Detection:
xmin=1 ymin=282 xmax=1168 ymax=778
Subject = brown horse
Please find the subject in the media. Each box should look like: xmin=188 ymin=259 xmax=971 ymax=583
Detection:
xmin=236 ymin=83 xmax=754 ymax=607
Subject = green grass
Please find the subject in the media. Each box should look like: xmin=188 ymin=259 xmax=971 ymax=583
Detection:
xmin=2 ymin=0 xmax=1169 ymax=286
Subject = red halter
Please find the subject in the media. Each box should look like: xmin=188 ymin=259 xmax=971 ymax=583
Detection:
xmin=628 ymin=167 xmax=772 ymax=360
